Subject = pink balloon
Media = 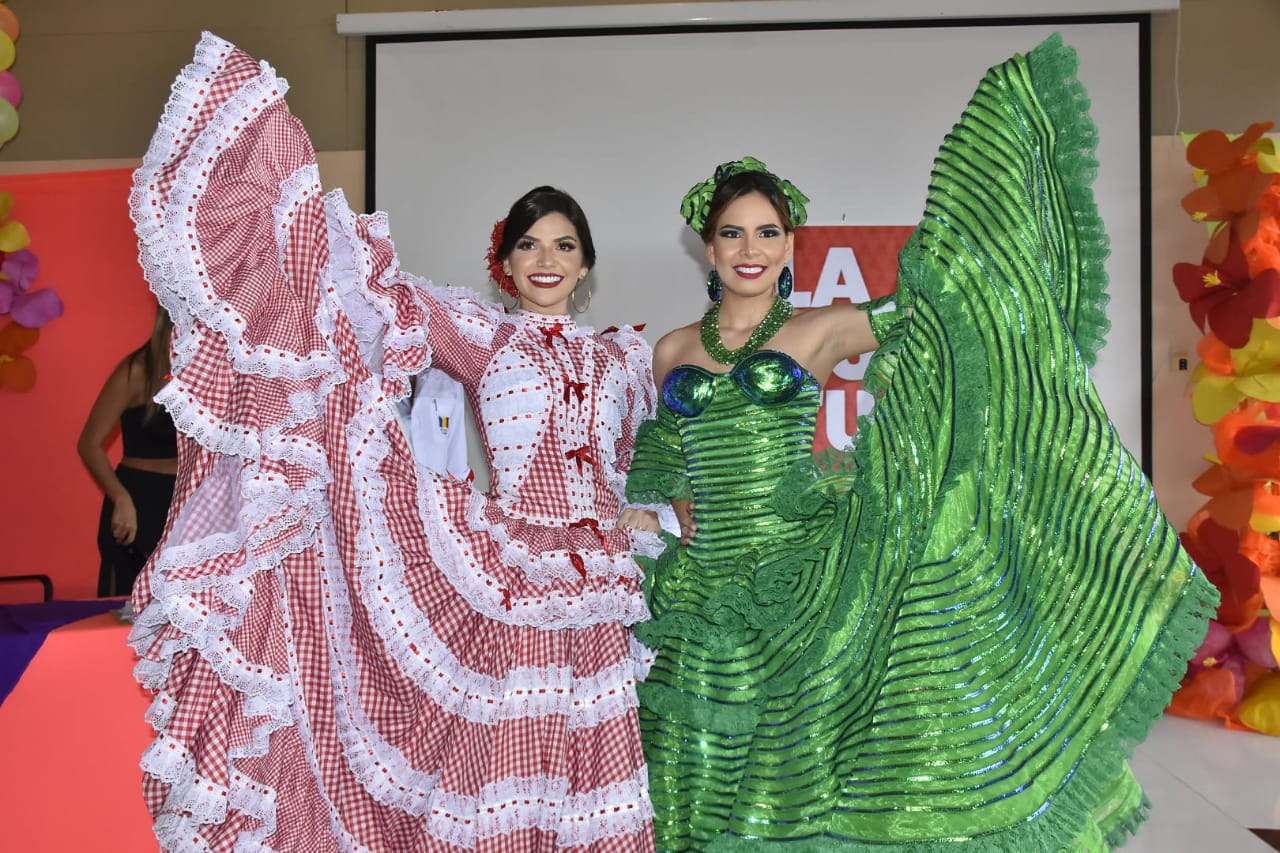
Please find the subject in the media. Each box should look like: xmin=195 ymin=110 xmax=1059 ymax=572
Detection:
xmin=0 ymin=71 xmax=20 ymax=108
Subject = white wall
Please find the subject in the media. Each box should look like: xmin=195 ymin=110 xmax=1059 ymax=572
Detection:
xmin=1150 ymin=135 xmax=1218 ymax=529
xmin=371 ymin=20 xmax=1148 ymax=457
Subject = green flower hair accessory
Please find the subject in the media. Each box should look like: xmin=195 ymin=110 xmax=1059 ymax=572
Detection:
xmin=680 ymin=156 xmax=810 ymax=234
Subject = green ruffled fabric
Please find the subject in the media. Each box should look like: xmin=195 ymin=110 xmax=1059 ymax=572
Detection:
xmin=627 ymin=34 xmax=1216 ymax=852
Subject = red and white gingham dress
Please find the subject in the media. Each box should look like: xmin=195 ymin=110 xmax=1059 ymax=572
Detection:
xmin=128 ymin=33 xmax=658 ymax=853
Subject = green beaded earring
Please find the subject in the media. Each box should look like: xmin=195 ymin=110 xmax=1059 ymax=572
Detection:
xmin=706 ymin=269 xmax=723 ymax=302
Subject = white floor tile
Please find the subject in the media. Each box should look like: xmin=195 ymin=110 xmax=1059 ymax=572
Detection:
xmin=1136 ymin=715 xmax=1280 ymax=830
xmin=1127 ymin=750 xmax=1274 ymax=852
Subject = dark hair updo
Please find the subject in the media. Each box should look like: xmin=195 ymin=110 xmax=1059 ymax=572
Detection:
xmin=496 ymin=185 xmax=597 ymax=270
xmin=700 ymin=171 xmax=796 ymax=243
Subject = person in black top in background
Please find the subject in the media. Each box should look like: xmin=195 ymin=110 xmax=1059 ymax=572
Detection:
xmin=78 ymin=308 xmax=177 ymax=596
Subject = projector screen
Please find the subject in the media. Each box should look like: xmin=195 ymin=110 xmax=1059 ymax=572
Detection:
xmin=368 ymin=17 xmax=1149 ymax=464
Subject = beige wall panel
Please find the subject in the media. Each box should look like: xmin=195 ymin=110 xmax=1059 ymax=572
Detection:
xmin=10 ymin=0 xmax=340 ymax=34
xmin=348 ymin=0 xmax=733 ymax=11
xmin=4 ymin=23 xmax=349 ymax=159
xmin=1 ymin=2 xmax=1277 ymax=159
xmin=345 ymin=33 xmax=367 ymax=151
xmin=1151 ymin=0 xmax=1280 ymax=134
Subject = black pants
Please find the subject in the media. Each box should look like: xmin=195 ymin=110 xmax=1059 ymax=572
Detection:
xmin=96 ymin=465 xmax=177 ymax=597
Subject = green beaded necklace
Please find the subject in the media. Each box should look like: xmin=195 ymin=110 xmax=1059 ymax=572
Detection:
xmin=700 ymin=296 xmax=794 ymax=365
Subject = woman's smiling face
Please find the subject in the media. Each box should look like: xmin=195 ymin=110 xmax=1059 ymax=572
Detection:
xmin=503 ymin=211 xmax=589 ymax=315
xmin=705 ymin=191 xmax=794 ymax=298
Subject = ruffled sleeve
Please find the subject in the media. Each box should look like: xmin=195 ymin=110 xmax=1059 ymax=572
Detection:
xmin=608 ymin=325 xmax=657 ymax=468
xmin=626 ymin=402 xmax=693 ymax=505
xmin=324 ymin=193 xmax=505 ymax=392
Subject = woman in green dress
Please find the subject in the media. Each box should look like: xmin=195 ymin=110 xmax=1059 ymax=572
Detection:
xmin=627 ymin=36 xmax=1217 ymax=853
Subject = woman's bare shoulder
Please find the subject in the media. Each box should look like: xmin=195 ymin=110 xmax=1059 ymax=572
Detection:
xmin=653 ymin=322 xmax=702 ymax=382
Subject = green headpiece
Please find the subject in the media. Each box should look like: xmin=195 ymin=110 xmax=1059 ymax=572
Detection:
xmin=680 ymin=156 xmax=810 ymax=234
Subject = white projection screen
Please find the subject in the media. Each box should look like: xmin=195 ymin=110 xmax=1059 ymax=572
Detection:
xmin=366 ymin=15 xmax=1151 ymax=466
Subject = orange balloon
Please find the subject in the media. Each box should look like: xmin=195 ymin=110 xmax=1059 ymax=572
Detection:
xmin=0 ymin=6 xmax=19 ymax=42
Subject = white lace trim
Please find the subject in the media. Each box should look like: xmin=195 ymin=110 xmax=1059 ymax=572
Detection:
xmin=300 ymin=500 xmax=650 ymax=844
xmin=421 ymin=278 xmax=507 ymax=349
xmin=142 ymin=734 xmax=284 ymax=853
xmin=323 ymin=191 xmax=431 ymax=397
xmin=133 ymin=46 xmax=338 ymax=385
xmin=424 ymin=768 xmax=652 ymax=849
xmin=141 ymin=35 xmax=241 ymax=172
xmin=461 ymin=491 xmax=647 ymax=587
xmin=273 ymin=165 xmax=324 ymax=279
xmin=421 ymin=481 xmax=650 ymax=626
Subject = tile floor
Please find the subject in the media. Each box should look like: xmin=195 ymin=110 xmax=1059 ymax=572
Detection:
xmin=1125 ymin=715 xmax=1280 ymax=851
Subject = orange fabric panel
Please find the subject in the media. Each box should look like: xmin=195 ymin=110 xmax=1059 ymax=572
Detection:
xmin=0 ymin=613 xmax=153 ymax=849
xmin=0 ymin=169 xmax=155 ymax=602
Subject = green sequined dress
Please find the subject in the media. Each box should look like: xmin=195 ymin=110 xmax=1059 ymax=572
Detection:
xmin=625 ymin=35 xmax=1217 ymax=853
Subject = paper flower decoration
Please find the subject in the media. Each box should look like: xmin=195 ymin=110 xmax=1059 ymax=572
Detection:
xmin=1182 ymin=123 xmax=1277 ymax=263
xmin=1239 ymin=671 xmax=1280 ymax=736
xmin=0 ymin=319 xmax=36 ymax=391
xmin=0 ymin=185 xmax=65 ymax=391
xmin=1191 ymin=323 xmax=1280 ymax=425
xmin=0 ymin=248 xmax=60 ymax=327
xmin=1191 ymin=460 xmax=1280 ymax=536
xmin=1173 ymin=237 xmax=1280 ymax=348
xmin=1174 ymin=125 xmax=1280 ymax=735
xmin=1215 ymin=401 xmax=1280 ymax=476
xmin=1184 ymin=517 xmax=1265 ymax=631
xmin=1173 ymin=618 xmax=1278 ymax=729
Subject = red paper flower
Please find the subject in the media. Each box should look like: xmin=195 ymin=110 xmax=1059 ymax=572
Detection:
xmin=485 ymin=218 xmax=516 ymax=298
xmin=1181 ymin=517 xmax=1264 ymax=631
xmin=1173 ymin=236 xmax=1280 ymax=347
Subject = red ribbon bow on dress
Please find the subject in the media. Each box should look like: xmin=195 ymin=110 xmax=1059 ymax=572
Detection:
xmin=568 ymin=553 xmax=588 ymax=580
xmin=539 ymin=323 xmax=566 ymax=348
xmin=568 ymin=516 xmax=605 ymax=543
xmin=565 ymin=445 xmax=597 ymax=474
xmin=563 ymin=380 xmax=587 ymax=404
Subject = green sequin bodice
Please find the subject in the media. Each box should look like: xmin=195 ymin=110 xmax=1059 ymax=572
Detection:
xmin=654 ymin=350 xmax=820 ymax=571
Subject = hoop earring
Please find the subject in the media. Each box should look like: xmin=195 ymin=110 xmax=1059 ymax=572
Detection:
xmin=500 ymin=289 xmax=519 ymax=311
xmin=706 ymin=269 xmax=723 ymax=303
xmin=777 ymin=266 xmax=793 ymax=300
xmin=571 ymin=283 xmax=592 ymax=313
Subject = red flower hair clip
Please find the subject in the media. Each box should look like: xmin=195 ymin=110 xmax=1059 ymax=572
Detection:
xmin=486 ymin=218 xmax=517 ymax=297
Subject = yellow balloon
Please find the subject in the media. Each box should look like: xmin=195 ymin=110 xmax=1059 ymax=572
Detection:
xmin=0 ymin=96 xmax=18 ymax=144
xmin=0 ymin=218 xmax=28 ymax=252
xmin=0 ymin=31 xmax=12 ymax=71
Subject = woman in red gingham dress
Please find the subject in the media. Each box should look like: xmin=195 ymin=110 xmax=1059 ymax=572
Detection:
xmin=128 ymin=33 xmax=660 ymax=852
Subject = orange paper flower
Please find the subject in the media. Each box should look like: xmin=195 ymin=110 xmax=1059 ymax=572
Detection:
xmin=0 ymin=319 xmax=37 ymax=391
xmin=1182 ymin=123 xmax=1278 ymax=263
